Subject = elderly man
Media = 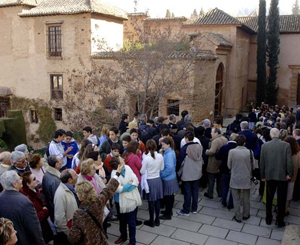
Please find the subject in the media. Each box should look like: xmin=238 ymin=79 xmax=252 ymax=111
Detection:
xmin=42 ymin=155 xmax=63 ymax=222
xmin=8 ymin=151 xmax=30 ymax=176
xmin=204 ymin=127 xmax=228 ymax=199
xmin=0 ymin=171 xmax=45 ymax=245
xmin=238 ymin=121 xmax=258 ymax=151
xmin=0 ymin=151 xmax=11 ymax=192
xmin=54 ymin=169 xmax=78 ymax=244
xmin=14 ymin=144 xmax=29 ymax=159
xmin=260 ymin=128 xmax=294 ymax=227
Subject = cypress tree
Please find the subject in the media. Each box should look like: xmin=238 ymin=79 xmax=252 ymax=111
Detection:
xmin=292 ymin=0 xmax=300 ymax=15
xmin=266 ymin=0 xmax=280 ymax=105
xmin=256 ymin=0 xmax=267 ymax=107
xmin=166 ymin=9 xmax=172 ymax=18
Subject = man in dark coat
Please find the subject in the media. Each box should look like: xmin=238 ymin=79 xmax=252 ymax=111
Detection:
xmin=7 ymin=151 xmax=30 ymax=176
xmin=260 ymin=128 xmax=294 ymax=227
xmin=238 ymin=121 xmax=258 ymax=150
xmin=0 ymin=170 xmax=45 ymax=245
xmin=42 ymin=155 xmax=62 ymax=221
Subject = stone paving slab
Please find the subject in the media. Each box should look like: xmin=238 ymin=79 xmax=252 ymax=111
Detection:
xmin=271 ymin=229 xmax=284 ymax=240
xmin=242 ymin=223 xmax=271 ymax=238
xmin=163 ymin=217 xmax=202 ymax=232
xmin=256 ymin=236 xmax=281 ymax=245
xmin=198 ymin=224 xmax=229 ymax=239
xmin=151 ymin=235 xmax=190 ymax=245
xmin=200 ymin=207 xmax=234 ymax=220
xmin=205 ymin=237 xmax=238 ymax=245
xmin=212 ymin=218 xmax=244 ymax=232
xmin=140 ymin=224 xmax=177 ymax=237
xmin=179 ymin=213 xmax=215 ymax=225
xmin=226 ymin=230 xmax=258 ymax=245
xmin=171 ymin=229 xmax=208 ymax=245
xmin=136 ymin=229 xmax=157 ymax=244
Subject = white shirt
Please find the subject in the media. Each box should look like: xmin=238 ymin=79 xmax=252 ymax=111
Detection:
xmin=49 ymin=140 xmax=67 ymax=167
xmin=180 ymin=137 xmax=202 ymax=148
xmin=141 ymin=152 xmax=164 ymax=179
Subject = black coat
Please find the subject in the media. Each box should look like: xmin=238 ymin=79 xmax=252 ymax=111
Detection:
xmin=0 ymin=190 xmax=45 ymax=245
xmin=215 ymin=142 xmax=237 ymax=173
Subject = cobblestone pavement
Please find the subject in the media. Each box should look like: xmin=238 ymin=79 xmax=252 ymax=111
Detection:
xmin=107 ymin=184 xmax=300 ymax=245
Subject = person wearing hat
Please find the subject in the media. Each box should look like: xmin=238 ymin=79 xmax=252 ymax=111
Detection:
xmin=8 ymin=151 xmax=30 ymax=176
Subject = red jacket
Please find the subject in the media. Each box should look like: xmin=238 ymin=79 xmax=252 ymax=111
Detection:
xmin=20 ymin=186 xmax=53 ymax=243
xmin=124 ymin=153 xmax=142 ymax=183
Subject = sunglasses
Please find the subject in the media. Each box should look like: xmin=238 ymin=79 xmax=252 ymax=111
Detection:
xmin=17 ymin=159 xmax=26 ymax=164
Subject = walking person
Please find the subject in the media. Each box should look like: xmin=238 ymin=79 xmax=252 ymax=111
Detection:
xmin=140 ymin=139 xmax=164 ymax=227
xmin=227 ymin=135 xmax=252 ymax=223
xmin=160 ymin=137 xmax=179 ymax=220
xmin=260 ymin=128 xmax=294 ymax=227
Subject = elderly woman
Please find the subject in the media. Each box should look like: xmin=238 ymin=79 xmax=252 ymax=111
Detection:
xmin=20 ymin=171 xmax=53 ymax=243
xmin=77 ymin=158 xmax=106 ymax=194
xmin=228 ymin=135 xmax=253 ymax=223
xmin=29 ymin=154 xmax=45 ymax=190
xmin=14 ymin=144 xmax=29 ymax=160
xmin=8 ymin=151 xmax=30 ymax=176
xmin=68 ymin=162 xmax=124 ymax=245
xmin=0 ymin=218 xmax=18 ymax=245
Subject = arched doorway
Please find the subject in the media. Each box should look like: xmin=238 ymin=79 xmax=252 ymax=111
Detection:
xmin=214 ymin=63 xmax=224 ymax=116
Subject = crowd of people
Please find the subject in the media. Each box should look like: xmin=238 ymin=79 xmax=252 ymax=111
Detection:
xmin=0 ymin=106 xmax=300 ymax=245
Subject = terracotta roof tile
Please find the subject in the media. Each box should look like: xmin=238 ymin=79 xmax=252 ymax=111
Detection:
xmin=0 ymin=87 xmax=12 ymax=96
xmin=18 ymin=0 xmax=127 ymax=19
xmin=145 ymin=17 xmax=187 ymax=21
xmin=184 ymin=8 xmax=242 ymax=25
xmin=237 ymin=15 xmax=300 ymax=33
xmin=92 ymin=50 xmax=218 ymax=60
xmin=199 ymin=32 xmax=232 ymax=47
xmin=0 ymin=0 xmax=38 ymax=7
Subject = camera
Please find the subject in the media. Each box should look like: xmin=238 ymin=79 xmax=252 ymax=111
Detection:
xmin=251 ymin=177 xmax=259 ymax=185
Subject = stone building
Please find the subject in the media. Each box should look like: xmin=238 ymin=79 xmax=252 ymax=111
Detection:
xmin=0 ymin=1 xmax=300 ymax=146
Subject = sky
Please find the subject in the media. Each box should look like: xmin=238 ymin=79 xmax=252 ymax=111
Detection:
xmin=109 ymin=0 xmax=296 ymax=18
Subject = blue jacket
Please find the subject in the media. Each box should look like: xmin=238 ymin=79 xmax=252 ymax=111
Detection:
xmin=238 ymin=129 xmax=258 ymax=151
xmin=161 ymin=148 xmax=177 ymax=181
xmin=62 ymin=139 xmax=79 ymax=169
xmin=215 ymin=141 xmax=237 ymax=174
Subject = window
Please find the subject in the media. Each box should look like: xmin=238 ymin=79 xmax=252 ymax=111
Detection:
xmin=0 ymin=97 xmax=10 ymax=118
xmin=167 ymin=99 xmax=179 ymax=116
xmin=51 ymin=74 xmax=63 ymax=100
xmin=29 ymin=109 xmax=38 ymax=123
xmin=54 ymin=108 xmax=62 ymax=121
xmin=48 ymin=26 xmax=62 ymax=57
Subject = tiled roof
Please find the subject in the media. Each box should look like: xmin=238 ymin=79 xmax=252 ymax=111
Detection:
xmin=19 ymin=0 xmax=127 ymax=19
xmin=0 ymin=0 xmax=38 ymax=7
xmin=237 ymin=15 xmax=300 ymax=33
xmin=145 ymin=17 xmax=187 ymax=21
xmin=0 ymin=87 xmax=12 ymax=96
xmin=92 ymin=50 xmax=218 ymax=60
xmin=184 ymin=8 xmax=242 ymax=25
xmin=197 ymin=32 xmax=232 ymax=47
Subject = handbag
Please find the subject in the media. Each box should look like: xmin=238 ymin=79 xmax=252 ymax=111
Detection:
xmin=80 ymin=207 xmax=106 ymax=235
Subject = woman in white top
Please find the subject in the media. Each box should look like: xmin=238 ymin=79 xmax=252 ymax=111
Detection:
xmin=29 ymin=154 xmax=45 ymax=191
xmin=140 ymin=139 xmax=164 ymax=227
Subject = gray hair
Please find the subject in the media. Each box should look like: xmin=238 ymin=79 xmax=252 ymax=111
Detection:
xmin=184 ymin=114 xmax=192 ymax=122
xmin=202 ymin=119 xmax=211 ymax=128
xmin=169 ymin=114 xmax=176 ymax=121
xmin=10 ymin=151 xmax=25 ymax=165
xmin=270 ymin=128 xmax=280 ymax=138
xmin=14 ymin=144 xmax=28 ymax=153
xmin=0 ymin=170 xmax=19 ymax=191
xmin=240 ymin=121 xmax=249 ymax=130
xmin=229 ymin=133 xmax=238 ymax=141
xmin=0 ymin=152 xmax=11 ymax=164
xmin=47 ymin=155 xmax=58 ymax=168
xmin=140 ymin=114 xmax=147 ymax=122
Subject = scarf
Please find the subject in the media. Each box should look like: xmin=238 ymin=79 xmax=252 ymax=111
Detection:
xmin=83 ymin=174 xmax=101 ymax=195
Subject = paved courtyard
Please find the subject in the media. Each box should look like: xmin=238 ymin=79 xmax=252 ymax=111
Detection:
xmin=106 ymin=184 xmax=300 ymax=245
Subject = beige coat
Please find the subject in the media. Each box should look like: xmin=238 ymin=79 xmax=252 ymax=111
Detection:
xmin=206 ymin=134 xmax=228 ymax=174
xmin=54 ymin=183 xmax=78 ymax=235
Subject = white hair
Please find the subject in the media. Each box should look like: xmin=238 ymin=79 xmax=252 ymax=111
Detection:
xmin=240 ymin=121 xmax=249 ymax=130
xmin=270 ymin=128 xmax=280 ymax=138
xmin=10 ymin=151 xmax=25 ymax=165
xmin=0 ymin=170 xmax=19 ymax=191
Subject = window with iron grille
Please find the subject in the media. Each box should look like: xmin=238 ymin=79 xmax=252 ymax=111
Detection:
xmin=48 ymin=26 xmax=62 ymax=57
xmin=54 ymin=108 xmax=62 ymax=121
xmin=51 ymin=74 xmax=63 ymax=100
xmin=29 ymin=109 xmax=38 ymax=123
xmin=167 ymin=99 xmax=179 ymax=116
